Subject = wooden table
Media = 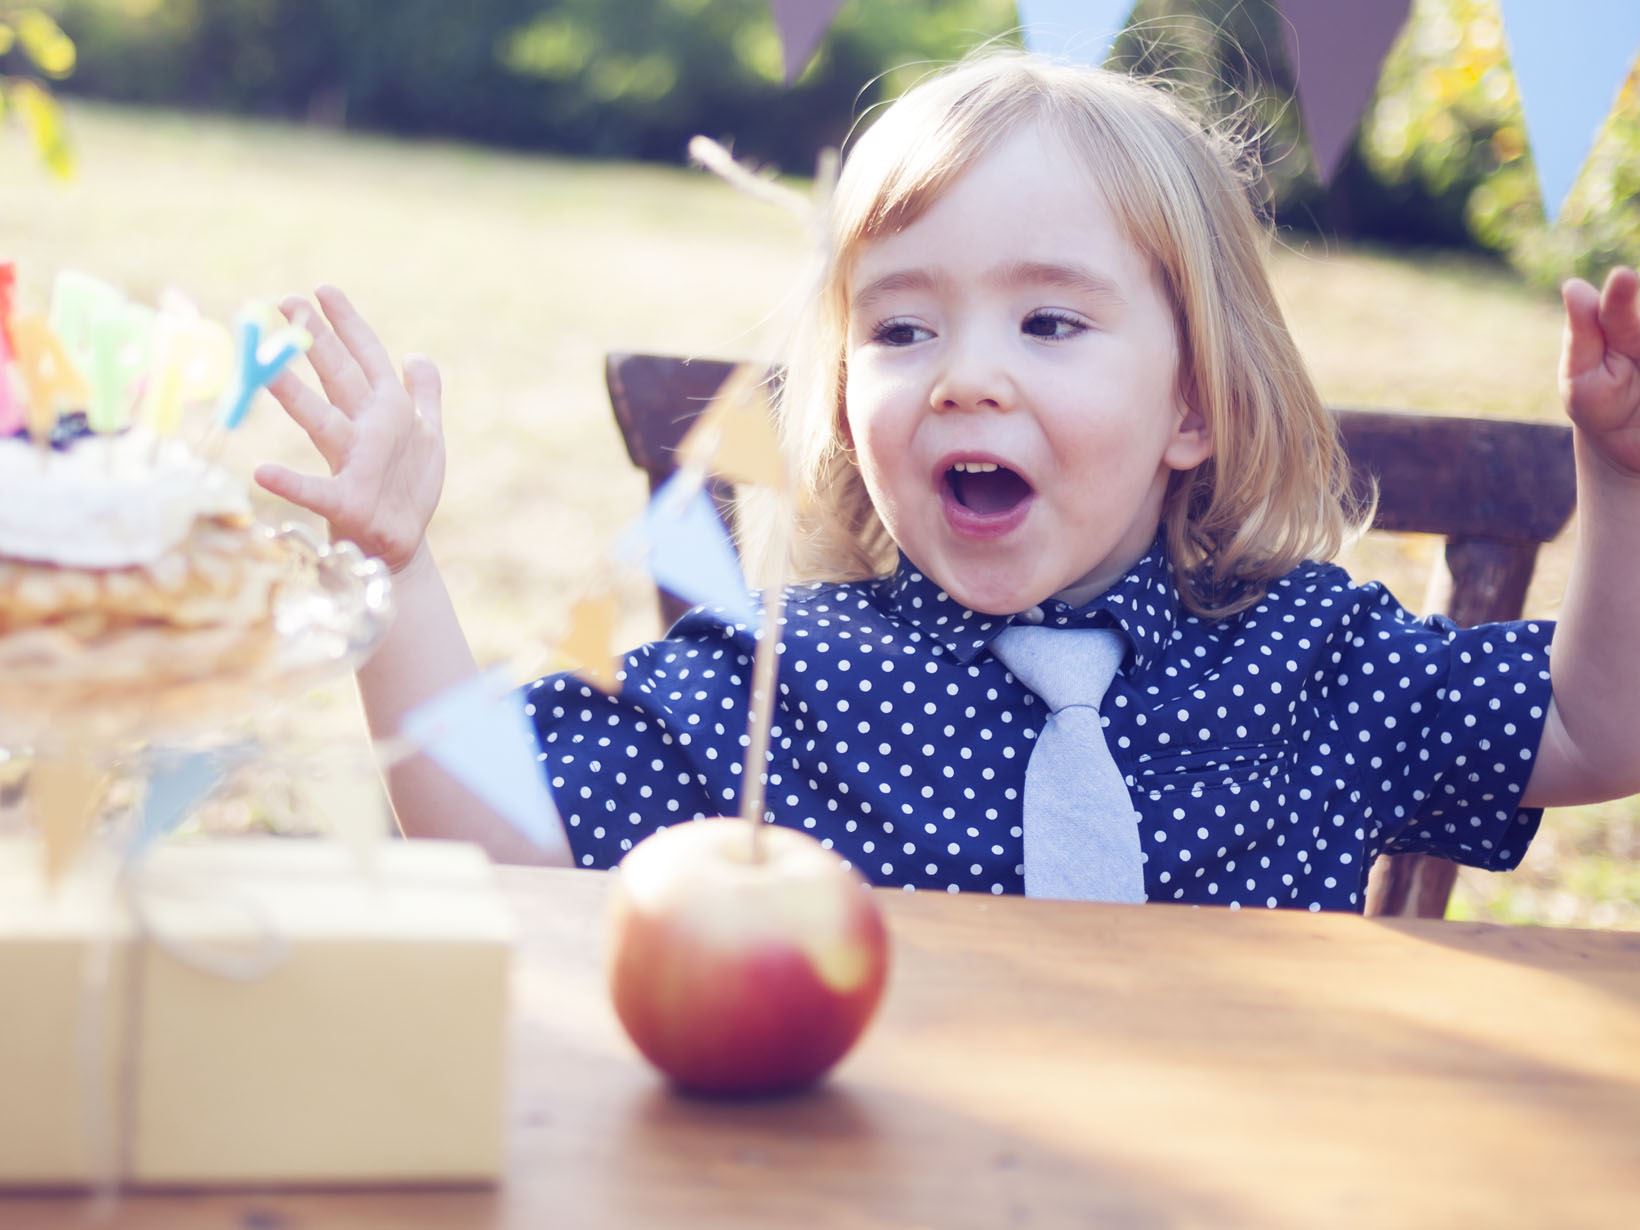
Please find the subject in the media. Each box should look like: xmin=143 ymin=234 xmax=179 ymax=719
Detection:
xmin=8 ymin=867 xmax=1640 ymax=1228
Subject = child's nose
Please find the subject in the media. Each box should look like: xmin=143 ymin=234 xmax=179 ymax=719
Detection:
xmin=929 ymin=344 xmax=1017 ymax=414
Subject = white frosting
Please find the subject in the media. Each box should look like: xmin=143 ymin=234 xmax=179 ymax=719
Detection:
xmin=0 ymin=429 xmax=251 ymax=568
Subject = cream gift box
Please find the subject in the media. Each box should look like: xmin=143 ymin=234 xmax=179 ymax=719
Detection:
xmin=0 ymin=836 xmax=514 ymax=1188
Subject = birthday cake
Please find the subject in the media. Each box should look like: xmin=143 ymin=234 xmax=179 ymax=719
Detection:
xmin=0 ymin=417 xmax=290 ymax=685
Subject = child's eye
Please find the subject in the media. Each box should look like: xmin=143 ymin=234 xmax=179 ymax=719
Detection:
xmin=871 ymin=319 xmax=932 ymax=346
xmin=1022 ymin=310 xmax=1087 ymax=339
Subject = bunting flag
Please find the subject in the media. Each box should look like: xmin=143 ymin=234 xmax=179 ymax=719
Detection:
xmin=1017 ymin=0 xmax=1134 ymax=67
xmin=27 ymin=757 xmax=108 ymax=884
xmin=128 ymin=745 xmax=252 ymax=857
xmin=618 ymin=471 xmax=758 ymax=626
xmin=1497 ymin=0 xmax=1640 ymax=222
xmin=401 ymin=669 xmax=569 ymax=856
xmin=556 ymin=590 xmax=622 ymax=694
xmin=769 ymin=0 xmax=847 ymax=84
xmin=677 ymin=364 xmax=787 ymax=491
xmin=1279 ymin=0 xmax=1412 ymax=181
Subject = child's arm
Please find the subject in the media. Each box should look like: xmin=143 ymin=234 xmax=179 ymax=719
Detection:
xmin=1522 ymin=266 xmax=1640 ymax=808
xmin=254 ymin=286 xmax=567 ymax=865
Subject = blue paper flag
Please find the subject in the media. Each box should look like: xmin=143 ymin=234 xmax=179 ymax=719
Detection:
xmin=1498 ymin=1 xmax=1640 ymax=222
xmin=130 ymin=745 xmax=249 ymax=856
xmin=401 ymin=669 xmax=568 ymax=856
xmin=620 ymin=472 xmax=758 ymax=626
xmin=1017 ymin=0 xmax=1135 ymax=66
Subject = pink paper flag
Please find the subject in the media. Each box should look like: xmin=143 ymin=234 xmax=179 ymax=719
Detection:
xmin=769 ymin=0 xmax=847 ymax=84
xmin=1278 ymin=0 xmax=1412 ymax=181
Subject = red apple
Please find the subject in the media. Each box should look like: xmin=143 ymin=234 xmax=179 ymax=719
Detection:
xmin=606 ymin=817 xmax=890 ymax=1096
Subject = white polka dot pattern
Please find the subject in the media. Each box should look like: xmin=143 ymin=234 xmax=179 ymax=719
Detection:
xmin=525 ymin=531 xmax=1554 ymax=912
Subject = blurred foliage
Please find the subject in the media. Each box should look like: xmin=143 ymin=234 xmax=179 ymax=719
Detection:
xmin=45 ymin=0 xmax=1017 ymax=166
xmin=1 ymin=3 xmax=75 ymax=176
xmin=1360 ymin=0 xmax=1640 ymax=283
xmin=38 ymin=0 xmax=1640 ymax=279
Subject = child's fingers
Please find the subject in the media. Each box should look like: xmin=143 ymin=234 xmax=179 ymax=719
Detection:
xmin=315 ymin=284 xmax=398 ymax=390
xmin=253 ymin=462 xmax=348 ymax=524
xmin=402 ymin=353 xmax=443 ymax=432
xmin=1560 ymin=277 xmax=1605 ymax=385
xmin=281 ymin=294 xmax=370 ymax=414
xmin=267 ymin=369 xmax=353 ymax=469
xmin=1597 ymin=266 xmax=1640 ymax=363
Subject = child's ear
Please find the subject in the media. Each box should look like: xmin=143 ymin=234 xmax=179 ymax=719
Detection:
xmin=1163 ymin=399 xmax=1212 ymax=471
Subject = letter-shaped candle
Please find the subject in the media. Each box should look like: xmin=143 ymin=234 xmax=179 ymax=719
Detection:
xmin=216 ymin=308 xmax=309 ymax=431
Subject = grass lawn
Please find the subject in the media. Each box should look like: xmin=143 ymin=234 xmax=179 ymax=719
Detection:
xmin=5 ymin=102 xmax=1635 ymax=928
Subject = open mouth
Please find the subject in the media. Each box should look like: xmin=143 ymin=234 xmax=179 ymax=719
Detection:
xmin=944 ymin=460 xmax=1034 ymax=516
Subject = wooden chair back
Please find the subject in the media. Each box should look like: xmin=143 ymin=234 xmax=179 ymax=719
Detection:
xmin=606 ymin=351 xmax=1577 ymax=920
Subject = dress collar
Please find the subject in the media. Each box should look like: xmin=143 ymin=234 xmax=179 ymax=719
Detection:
xmin=878 ymin=528 xmax=1181 ymax=674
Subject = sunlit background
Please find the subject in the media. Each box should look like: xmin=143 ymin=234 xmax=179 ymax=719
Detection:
xmin=4 ymin=0 xmax=1638 ymax=926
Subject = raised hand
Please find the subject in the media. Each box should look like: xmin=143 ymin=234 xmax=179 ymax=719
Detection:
xmin=253 ymin=285 xmax=445 ymax=573
xmin=1560 ymin=266 xmax=1640 ymax=476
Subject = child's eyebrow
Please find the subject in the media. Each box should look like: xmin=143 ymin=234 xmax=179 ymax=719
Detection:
xmin=851 ymin=268 xmax=944 ymax=313
xmin=850 ymin=261 xmax=1126 ymax=313
xmin=993 ymin=260 xmax=1127 ymax=305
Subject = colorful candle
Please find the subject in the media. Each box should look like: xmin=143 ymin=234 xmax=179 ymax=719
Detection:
xmin=140 ymin=307 xmax=231 ymax=437
xmin=47 ymin=270 xmax=120 ymax=371
xmin=0 ymin=330 xmax=21 ymax=438
xmin=85 ymin=298 xmax=155 ymax=433
xmin=10 ymin=313 xmax=87 ymax=442
xmin=48 ymin=271 xmax=148 ymax=434
xmin=0 ymin=264 xmax=21 ymax=436
xmin=216 ymin=307 xmax=310 ymax=431
xmin=0 ymin=262 xmax=17 ymax=353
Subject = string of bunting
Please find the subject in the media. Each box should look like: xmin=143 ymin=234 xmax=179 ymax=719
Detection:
xmin=387 ymin=139 xmax=825 ymax=862
xmin=769 ymin=0 xmax=1640 ymax=223
xmin=386 ymin=356 xmax=790 ymax=859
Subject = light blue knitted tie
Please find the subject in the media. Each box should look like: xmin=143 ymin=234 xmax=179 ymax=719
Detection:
xmin=989 ymin=625 xmax=1147 ymax=903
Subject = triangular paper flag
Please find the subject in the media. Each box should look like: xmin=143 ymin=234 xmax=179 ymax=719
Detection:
xmin=619 ymin=471 xmax=758 ymax=626
xmin=1279 ymin=0 xmax=1412 ymax=181
xmin=557 ymin=590 xmax=622 ymax=694
xmin=1497 ymin=0 xmax=1640 ymax=222
xmin=401 ymin=668 xmax=569 ymax=857
xmin=1017 ymin=0 xmax=1134 ymax=67
xmin=769 ymin=0 xmax=847 ymax=84
xmin=129 ymin=745 xmax=250 ymax=857
xmin=677 ymin=364 xmax=787 ymax=491
xmin=28 ymin=758 xmax=107 ymax=884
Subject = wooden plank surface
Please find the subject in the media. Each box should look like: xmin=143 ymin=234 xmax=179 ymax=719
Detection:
xmin=7 ymin=867 xmax=1639 ymax=1228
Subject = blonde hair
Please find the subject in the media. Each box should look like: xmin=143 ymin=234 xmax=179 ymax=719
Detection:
xmin=742 ymin=51 xmax=1364 ymax=619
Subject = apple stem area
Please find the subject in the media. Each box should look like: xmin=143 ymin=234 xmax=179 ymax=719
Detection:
xmin=736 ymin=532 xmax=792 ymax=864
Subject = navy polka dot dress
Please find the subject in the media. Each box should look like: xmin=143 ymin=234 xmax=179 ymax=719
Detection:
xmin=525 ymin=528 xmax=1553 ymax=912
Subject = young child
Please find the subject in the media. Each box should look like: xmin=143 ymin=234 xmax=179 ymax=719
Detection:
xmin=255 ymin=52 xmax=1640 ymax=912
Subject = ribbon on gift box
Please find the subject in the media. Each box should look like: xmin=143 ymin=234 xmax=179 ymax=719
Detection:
xmin=79 ymin=853 xmax=293 ymax=1206
xmin=21 ymin=743 xmax=291 ymax=1202
xmin=19 ymin=741 xmax=401 ymax=1200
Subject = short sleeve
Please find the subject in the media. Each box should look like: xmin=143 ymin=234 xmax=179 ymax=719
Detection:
xmin=523 ymin=609 xmax=756 ymax=869
xmin=1334 ymin=583 xmax=1554 ymax=871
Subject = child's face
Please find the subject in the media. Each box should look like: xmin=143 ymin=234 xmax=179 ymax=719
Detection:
xmin=843 ymin=122 xmax=1211 ymax=615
